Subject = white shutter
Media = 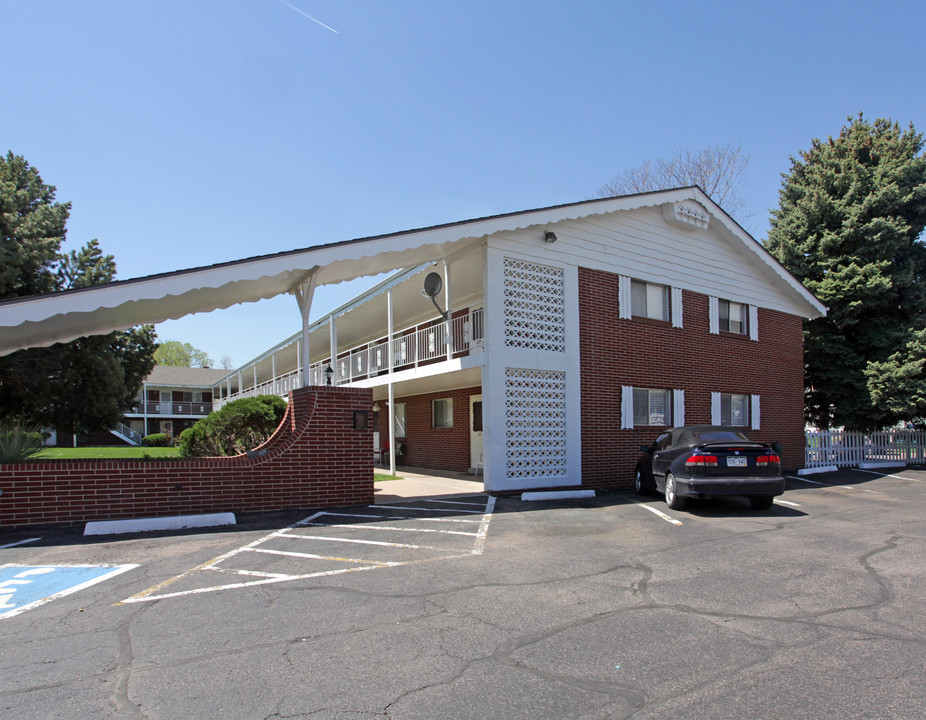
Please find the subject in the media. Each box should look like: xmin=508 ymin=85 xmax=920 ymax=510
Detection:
xmin=618 ymin=276 xmax=632 ymax=320
xmin=749 ymin=305 xmax=759 ymax=341
xmin=751 ymin=394 xmax=761 ymax=430
xmin=708 ymin=297 xmax=719 ymax=334
xmin=673 ymin=389 xmax=685 ymax=427
xmin=621 ymin=385 xmax=634 ymax=429
xmin=671 ymin=287 xmax=684 ymax=328
xmin=711 ymin=391 xmax=721 ymax=425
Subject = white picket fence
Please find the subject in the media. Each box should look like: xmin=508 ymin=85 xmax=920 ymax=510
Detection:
xmin=805 ymin=429 xmax=926 ymax=469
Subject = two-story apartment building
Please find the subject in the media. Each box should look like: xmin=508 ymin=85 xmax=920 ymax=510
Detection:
xmin=207 ymin=188 xmax=825 ymax=492
xmin=119 ymin=365 xmax=231 ymax=444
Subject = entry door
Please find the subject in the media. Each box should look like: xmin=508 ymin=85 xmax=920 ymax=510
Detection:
xmin=470 ymin=395 xmax=483 ymax=471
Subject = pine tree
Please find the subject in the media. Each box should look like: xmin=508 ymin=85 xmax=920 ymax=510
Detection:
xmin=766 ymin=115 xmax=926 ymax=430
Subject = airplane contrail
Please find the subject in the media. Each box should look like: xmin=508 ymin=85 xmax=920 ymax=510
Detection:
xmin=277 ymin=0 xmax=339 ymax=33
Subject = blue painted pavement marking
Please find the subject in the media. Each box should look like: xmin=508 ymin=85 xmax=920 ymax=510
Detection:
xmin=0 ymin=564 xmax=138 ymax=619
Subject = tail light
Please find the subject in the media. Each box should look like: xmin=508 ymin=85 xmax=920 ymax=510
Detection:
xmin=686 ymin=452 xmax=718 ymax=467
xmin=756 ymin=454 xmax=781 ymax=466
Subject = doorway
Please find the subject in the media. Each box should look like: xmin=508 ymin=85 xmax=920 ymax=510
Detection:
xmin=470 ymin=394 xmax=483 ymax=473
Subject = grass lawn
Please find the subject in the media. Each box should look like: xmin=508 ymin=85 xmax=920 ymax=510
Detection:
xmin=374 ymin=473 xmax=403 ymax=482
xmin=33 ymin=446 xmax=182 ymax=460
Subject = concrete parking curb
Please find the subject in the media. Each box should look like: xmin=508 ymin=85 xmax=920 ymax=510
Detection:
xmin=83 ymin=513 xmax=237 ymax=536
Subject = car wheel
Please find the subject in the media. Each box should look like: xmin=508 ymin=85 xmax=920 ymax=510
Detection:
xmin=635 ymin=467 xmax=647 ymax=495
xmin=665 ymin=473 xmax=686 ymax=510
xmin=749 ymin=496 xmax=774 ymax=511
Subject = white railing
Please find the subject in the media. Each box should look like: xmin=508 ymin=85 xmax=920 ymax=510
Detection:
xmin=216 ymin=308 xmax=484 ymax=407
xmin=805 ymin=429 xmax=926 ymax=468
xmin=112 ymin=421 xmax=143 ymax=446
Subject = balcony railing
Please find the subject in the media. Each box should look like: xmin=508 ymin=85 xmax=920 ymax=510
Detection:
xmin=215 ymin=308 xmax=483 ymax=408
xmin=128 ymin=402 xmax=214 ymax=416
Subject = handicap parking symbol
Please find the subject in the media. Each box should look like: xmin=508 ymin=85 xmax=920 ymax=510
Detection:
xmin=0 ymin=564 xmax=138 ymax=619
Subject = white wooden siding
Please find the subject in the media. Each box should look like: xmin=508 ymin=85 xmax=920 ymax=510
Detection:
xmin=488 ymin=205 xmax=814 ymax=317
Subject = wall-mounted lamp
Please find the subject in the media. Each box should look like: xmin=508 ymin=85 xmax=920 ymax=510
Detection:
xmin=544 ymin=230 xmax=557 ymax=243
xmin=325 ymin=364 xmax=333 ymax=386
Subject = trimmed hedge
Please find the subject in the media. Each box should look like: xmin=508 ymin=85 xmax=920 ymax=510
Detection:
xmin=178 ymin=395 xmax=287 ymax=457
xmin=142 ymin=433 xmax=171 ymax=447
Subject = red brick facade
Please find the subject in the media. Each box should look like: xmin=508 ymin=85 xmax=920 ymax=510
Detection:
xmin=0 ymin=386 xmax=374 ymax=530
xmin=377 ymin=386 xmax=480 ymax=472
xmin=579 ymin=267 xmax=806 ymax=489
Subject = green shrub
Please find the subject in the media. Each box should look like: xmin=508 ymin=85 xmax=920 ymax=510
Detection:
xmin=178 ymin=395 xmax=287 ymax=458
xmin=142 ymin=432 xmax=171 ymax=447
xmin=0 ymin=418 xmax=44 ymax=464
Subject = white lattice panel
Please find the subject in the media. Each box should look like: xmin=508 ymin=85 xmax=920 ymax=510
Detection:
xmin=505 ymin=369 xmax=567 ymax=480
xmin=503 ymin=258 xmax=565 ymax=352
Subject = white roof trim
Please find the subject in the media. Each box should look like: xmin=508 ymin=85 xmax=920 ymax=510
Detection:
xmin=0 ymin=187 xmax=825 ymax=356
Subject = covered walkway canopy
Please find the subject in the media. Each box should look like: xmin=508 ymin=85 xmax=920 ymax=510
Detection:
xmin=0 ymin=188 xmax=824 ymax=356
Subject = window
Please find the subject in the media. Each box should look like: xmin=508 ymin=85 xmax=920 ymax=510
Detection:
xmin=394 ymin=403 xmax=407 ymax=437
xmin=720 ymin=393 xmax=749 ymax=426
xmin=432 ymin=398 xmax=453 ymax=429
xmin=632 ymin=388 xmax=670 ymax=426
xmin=718 ymin=299 xmax=747 ymax=334
xmin=630 ymin=280 xmax=669 ymax=322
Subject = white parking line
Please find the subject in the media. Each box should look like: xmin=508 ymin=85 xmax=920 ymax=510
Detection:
xmin=278 ymin=533 xmax=439 ymax=550
xmin=303 ymin=522 xmax=479 ymax=537
xmin=775 ymin=499 xmax=800 ymax=507
xmin=786 ymin=475 xmax=883 ymax=495
xmin=638 ymin=503 xmax=683 ymax=526
xmin=0 ymin=538 xmax=41 ymax=550
xmin=372 ymin=504 xmax=485 ymax=514
xmin=855 ymin=469 xmax=922 ymax=482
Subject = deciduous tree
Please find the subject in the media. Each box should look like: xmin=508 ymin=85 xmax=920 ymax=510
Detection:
xmin=154 ymin=340 xmax=214 ymax=368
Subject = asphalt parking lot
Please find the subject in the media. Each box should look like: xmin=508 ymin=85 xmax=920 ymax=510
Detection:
xmin=2 ymin=468 xmax=925 ymax=719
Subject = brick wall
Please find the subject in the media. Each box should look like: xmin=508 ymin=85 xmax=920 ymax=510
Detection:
xmin=0 ymin=386 xmax=374 ymax=529
xmin=579 ymin=267 xmax=806 ymax=489
xmin=378 ymin=386 xmax=480 ymax=472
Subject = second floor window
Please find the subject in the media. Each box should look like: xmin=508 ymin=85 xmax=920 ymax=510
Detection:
xmin=718 ymin=299 xmax=747 ymax=334
xmin=631 ymin=280 xmax=669 ymax=322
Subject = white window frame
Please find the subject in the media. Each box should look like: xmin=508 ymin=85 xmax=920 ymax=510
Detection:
xmin=432 ymin=398 xmax=453 ymax=429
xmin=632 ymin=387 xmax=671 ymax=427
xmin=718 ymin=299 xmax=748 ymax=335
xmin=630 ymin=279 xmax=670 ymax=322
xmin=711 ymin=392 xmax=750 ymax=427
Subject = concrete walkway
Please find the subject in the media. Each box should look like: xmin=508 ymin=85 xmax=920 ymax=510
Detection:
xmin=373 ymin=466 xmax=485 ymax=503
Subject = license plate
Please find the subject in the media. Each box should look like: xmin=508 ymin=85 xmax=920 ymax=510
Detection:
xmin=726 ymin=456 xmax=747 ymax=467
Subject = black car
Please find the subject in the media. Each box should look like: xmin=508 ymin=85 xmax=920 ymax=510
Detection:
xmin=635 ymin=425 xmax=784 ymax=511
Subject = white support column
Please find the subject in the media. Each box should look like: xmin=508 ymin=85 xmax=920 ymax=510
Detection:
xmin=329 ymin=315 xmax=338 ymax=385
xmin=387 ymin=288 xmax=396 ymax=475
xmin=444 ymin=259 xmax=453 ymax=360
xmin=236 ymin=371 xmax=242 ymax=396
xmin=294 ymin=272 xmax=318 ymax=388
xmin=253 ymin=365 xmax=258 ymax=392
xmin=271 ymin=353 xmax=277 ymax=395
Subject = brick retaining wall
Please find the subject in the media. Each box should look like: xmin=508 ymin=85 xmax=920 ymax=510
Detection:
xmin=0 ymin=386 xmax=374 ymax=530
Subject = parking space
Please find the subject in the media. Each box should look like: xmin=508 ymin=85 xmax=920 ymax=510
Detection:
xmin=122 ymin=495 xmax=495 ymax=604
xmin=1 ymin=468 xmax=924 ymax=719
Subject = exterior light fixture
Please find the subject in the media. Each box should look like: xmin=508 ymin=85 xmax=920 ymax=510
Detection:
xmin=544 ymin=231 xmax=557 ymax=243
xmin=325 ymin=364 xmax=333 ymax=386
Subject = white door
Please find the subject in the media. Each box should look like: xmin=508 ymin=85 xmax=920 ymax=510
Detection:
xmin=470 ymin=395 xmax=483 ymax=472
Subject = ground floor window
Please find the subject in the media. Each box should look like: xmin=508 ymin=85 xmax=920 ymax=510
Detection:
xmin=633 ymin=388 xmax=671 ymax=426
xmin=432 ymin=398 xmax=453 ymax=428
xmin=394 ymin=403 xmax=407 ymax=437
xmin=720 ymin=393 xmax=749 ymax=426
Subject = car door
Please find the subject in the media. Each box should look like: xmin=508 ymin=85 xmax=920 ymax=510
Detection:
xmin=650 ymin=432 xmax=672 ymax=484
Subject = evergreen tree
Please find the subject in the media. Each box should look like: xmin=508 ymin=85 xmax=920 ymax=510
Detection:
xmin=766 ymin=115 xmax=926 ymax=430
xmin=0 ymin=152 xmax=157 ymax=437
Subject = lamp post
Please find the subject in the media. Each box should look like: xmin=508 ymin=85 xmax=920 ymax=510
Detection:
xmin=325 ymin=364 xmax=333 ymax=386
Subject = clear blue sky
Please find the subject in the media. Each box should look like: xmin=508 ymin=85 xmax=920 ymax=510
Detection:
xmin=4 ymin=0 xmax=924 ymax=368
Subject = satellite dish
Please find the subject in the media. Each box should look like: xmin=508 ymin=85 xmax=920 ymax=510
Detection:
xmin=423 ymin=272 xmax=443 ymax=299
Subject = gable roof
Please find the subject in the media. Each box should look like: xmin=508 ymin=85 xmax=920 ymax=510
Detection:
xmin=144 ymin=365 xmax=231 ymax=387
xmin=0 ymin=186 xmax=825 ymax=356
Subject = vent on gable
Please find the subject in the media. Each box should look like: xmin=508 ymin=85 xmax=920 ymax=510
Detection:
xmin=663 ymin=200 xmax=710 ymax=230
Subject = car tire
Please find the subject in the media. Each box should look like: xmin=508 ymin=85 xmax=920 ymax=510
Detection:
xmin=665 ymin=473 xmax=686 ymax=510
xmin=635 ymin=467 xmax=647 ymax=495
xmin=749 ymin=496 xmax=774 ymax=511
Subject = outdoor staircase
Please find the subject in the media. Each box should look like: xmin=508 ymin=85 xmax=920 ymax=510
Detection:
xmin=110 ymin=421 xmax=142 ymax=446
